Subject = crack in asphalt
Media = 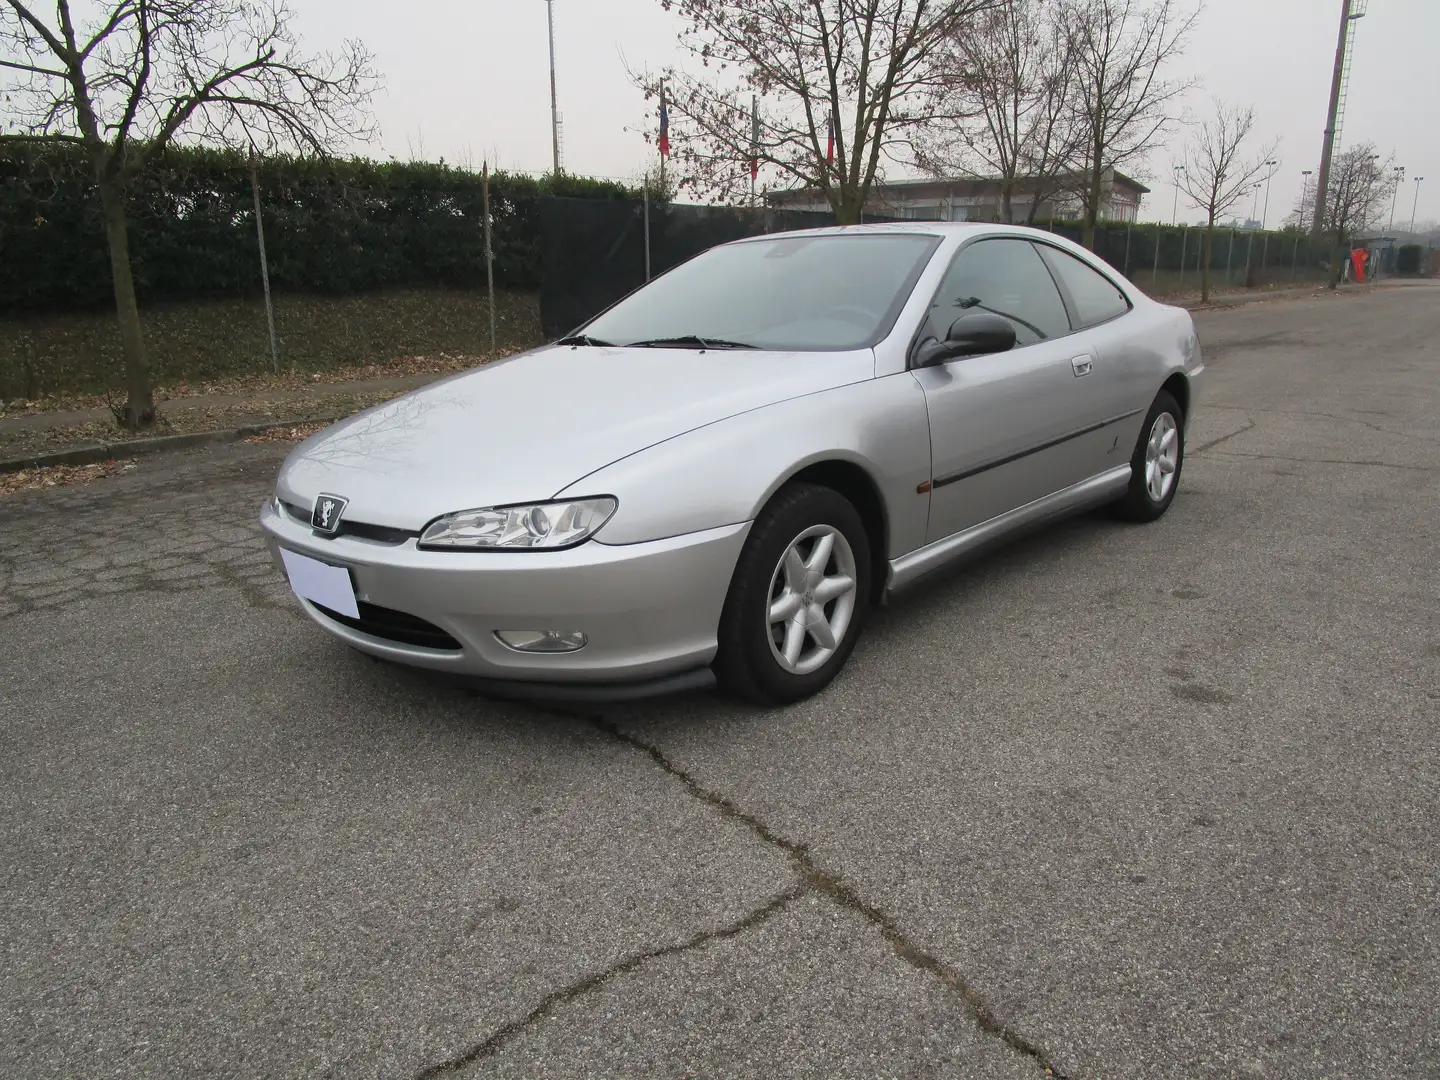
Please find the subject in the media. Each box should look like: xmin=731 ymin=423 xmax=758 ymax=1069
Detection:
xmin=411 ymin=885 xmax=808 ymax=1078
xmin=410 ymin=716 xmax=1071 ymax=1078
xmin=1189 ymin=417 xmax=1256 ymax=456
xmin=1196 ymin=404 xmax=1437 ymax=443
xmin=1206 ymin=449 xmax=1434 ymax=472
xmin=584 ymin=719 xmax=1072 ymax=1079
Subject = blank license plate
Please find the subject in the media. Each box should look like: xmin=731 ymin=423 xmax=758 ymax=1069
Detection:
xmin=280 ymin=549 xmax=359 ymax=618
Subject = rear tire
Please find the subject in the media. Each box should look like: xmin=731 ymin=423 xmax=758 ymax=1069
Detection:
xmin=1113 ymin=390 xmax=1184 ymax=522
xmin=715 ymin=483 xmax=872 ymax=705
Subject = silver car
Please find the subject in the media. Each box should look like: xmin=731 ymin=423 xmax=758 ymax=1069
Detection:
xmin=260 ymin=223 xmax=1202 ymax=705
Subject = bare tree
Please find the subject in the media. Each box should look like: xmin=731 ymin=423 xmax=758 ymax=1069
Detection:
xmin=638 ymin=0 xmax=1002 ymax=223
xmin=1065 ymin=0 xmax=1199 ymax=247
xmin=914 ymin=0 xmax=1082 ymax=223
xmin=1318 ymin=142 xmax=1393 ymax=287
xmin=1176 ymin=99 xmax=1277 ymax=301
xmin=0 ymin=0 xmax=377 ymax=428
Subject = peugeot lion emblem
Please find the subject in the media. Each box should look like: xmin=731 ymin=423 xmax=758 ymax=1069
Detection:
xmin=311 ymin=493 xmax=348 ymax=535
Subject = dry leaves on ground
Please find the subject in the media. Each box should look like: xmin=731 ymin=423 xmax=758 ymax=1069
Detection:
xmin=0 ymin=459 xmax=135 ymax=496
xmin=242 ymin=421 xmax=333 ymax=445
xmin=0 ymin=352 xmax=491 ymax=417
xmin=0 ymin=391 xmax=400 ymax=460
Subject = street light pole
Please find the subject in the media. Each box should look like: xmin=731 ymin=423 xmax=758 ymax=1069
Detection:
xmin=545 ymin=0 xmax=561 ymax=176
xmin=1260 ymin=161 xmax=1278 ymax=228
xmin=1386 ymin=166 xmax=1405 ymax=236
xmin=1171 ymin=165 xmax=1184 ymax=224
xmin=1382 ymin=165 xmax=1405 ymax=279
xmin=1301 ymin=169 xmax=1314 ymax=226
xmin=1410 ymin=176 xmax=1425 ymax=235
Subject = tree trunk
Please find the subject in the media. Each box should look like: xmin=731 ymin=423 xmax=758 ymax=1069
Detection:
xmin=1082 ymin=160 xmax=1103 ymax=249
xmin=833 ymin=188 xmax=862 ymax=225
xmin=96 ymin=174 xmax=156 ymax=428
xmin=1000 ymin=185 xmax=1014 ymax=225
xmin=1201 ymin=221 xmax=1214 ymax=303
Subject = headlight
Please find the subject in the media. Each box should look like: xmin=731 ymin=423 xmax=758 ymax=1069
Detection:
xmin=418 ymin=497 xmax=618 ymax=550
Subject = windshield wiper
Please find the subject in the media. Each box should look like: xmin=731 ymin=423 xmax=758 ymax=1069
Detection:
xmin=555 ymin=334 xmax=613 ymax=347
xmin=624 ymin=335 xmax=757 ymax=350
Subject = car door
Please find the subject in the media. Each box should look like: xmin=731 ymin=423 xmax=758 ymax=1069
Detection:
xmin=910 ymin=237 xmax=1107 ymax=545
xmin=1032 ymin=240 xmax=1148 ymax=477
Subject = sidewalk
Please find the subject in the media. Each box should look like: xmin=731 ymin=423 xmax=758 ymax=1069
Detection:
xmin=0 ymin=370 xmax=440 ymax=435
xmin=0 ymin=357 xmax=487 ymax=471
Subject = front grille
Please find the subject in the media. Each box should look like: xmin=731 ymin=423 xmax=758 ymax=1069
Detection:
xmin=312 ymin=600 xmax=463 ymax=651
xmin=281 ymin=500 xmax=416 ymax=545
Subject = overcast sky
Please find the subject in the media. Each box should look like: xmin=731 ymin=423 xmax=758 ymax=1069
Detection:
xmin=298 ymin=0 xmax=1438 ymax=229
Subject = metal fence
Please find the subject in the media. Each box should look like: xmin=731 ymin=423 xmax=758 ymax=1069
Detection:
xmin=1032 ymin=221 xmax=1336 ymax=292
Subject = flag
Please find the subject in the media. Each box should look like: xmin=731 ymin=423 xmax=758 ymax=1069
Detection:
xmin=658 ymin=84 xmax=670 ymax=158
xmin=826 ymin=110 xmax=834 ymax=166
xmin=750 ymin=94 xmax=759 ymax=181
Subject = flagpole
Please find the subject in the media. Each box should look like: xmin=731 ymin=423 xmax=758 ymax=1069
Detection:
xmin=483 ymin=160 xmax=496 ymax=353
xmin=750 ymin=93 xmax=758 ymax=208
xmin=643 ymin=170 xmax=652 ymax=281
xmin=657 ymin=79 xmax=667 ymax=197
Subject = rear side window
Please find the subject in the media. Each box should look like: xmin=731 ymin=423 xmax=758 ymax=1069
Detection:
xmin=925 ymin=238 xmax=1072 ymax=347
xmin=1037 ymin=244 xmax=1131 ymax=329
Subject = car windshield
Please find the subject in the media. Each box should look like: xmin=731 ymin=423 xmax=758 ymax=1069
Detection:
xmin=577 ymin=233 xmax=941 ymax=352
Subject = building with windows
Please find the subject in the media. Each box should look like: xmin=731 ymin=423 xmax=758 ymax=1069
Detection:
xmin=768 ymin=168 xmax=1150 ymax=224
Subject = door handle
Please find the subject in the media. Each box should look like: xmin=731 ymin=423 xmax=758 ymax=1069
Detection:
xmin=1071 ymin=355 xmax=1093 ymax=377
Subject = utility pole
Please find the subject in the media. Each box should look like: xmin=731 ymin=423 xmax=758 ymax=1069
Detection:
xmin=1312 ymin=0 xmax=1365 ymax=239
xmin=249 ymin=148 xmax=280 ymax=374
xmin=1259 ymin=160 xmax=1277 ymax=271
xmin=545 ymin=0 xmax=561 ymax=176
xmin=1386 ymin=166 xmax=1405 ymax=236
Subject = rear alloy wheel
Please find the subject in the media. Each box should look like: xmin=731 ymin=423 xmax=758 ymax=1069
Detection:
xmin=716 ymin=483 xmax=872 ymax=704
xmin=1114 ymin=389 xmax=1184 ymax=522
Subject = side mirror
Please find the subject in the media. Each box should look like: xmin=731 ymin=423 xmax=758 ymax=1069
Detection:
xmin=915 ymin=312 xmax=1017 ymax=367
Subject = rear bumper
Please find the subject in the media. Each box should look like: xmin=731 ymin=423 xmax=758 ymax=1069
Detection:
xmin=259 ymin=497 xmax=750 ymax=684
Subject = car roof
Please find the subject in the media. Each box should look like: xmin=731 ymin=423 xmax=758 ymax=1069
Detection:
xmin=727 ymin=221 xmax=992 ymax=243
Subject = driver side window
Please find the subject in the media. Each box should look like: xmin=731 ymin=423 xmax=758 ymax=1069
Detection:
xmin=925 ymin=238 xmax=1072 ymax=348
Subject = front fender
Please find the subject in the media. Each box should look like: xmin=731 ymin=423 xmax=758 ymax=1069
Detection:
xmin=559 ymin=373 xmax=933 ymax=557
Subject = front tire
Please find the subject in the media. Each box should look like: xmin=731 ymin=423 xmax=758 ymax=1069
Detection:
xmin=715 ymin=483 xmax=872 ymax=705
xmin=1113 ymin=389 xmax=1185 ymax=522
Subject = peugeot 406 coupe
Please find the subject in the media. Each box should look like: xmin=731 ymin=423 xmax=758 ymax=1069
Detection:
xmin=260 ymin=223 xmax=1202 ymax=704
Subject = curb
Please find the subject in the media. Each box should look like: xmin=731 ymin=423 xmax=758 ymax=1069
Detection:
xmin=0 ymin=415 xmax=343 ymax=476
xmin=1175 ymin=283 xmax=1379 ymax=311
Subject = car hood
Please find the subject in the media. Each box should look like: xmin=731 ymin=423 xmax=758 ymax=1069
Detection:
xmin=276 ymin=344 xmax=875 ymax=529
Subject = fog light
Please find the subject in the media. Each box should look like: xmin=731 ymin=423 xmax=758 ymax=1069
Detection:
xmin=495 ymin=629 xmax=588 ymax=654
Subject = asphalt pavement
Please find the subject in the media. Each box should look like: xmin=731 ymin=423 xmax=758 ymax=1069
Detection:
xmin=2 ymin=284 xmax=1437 ymax=1079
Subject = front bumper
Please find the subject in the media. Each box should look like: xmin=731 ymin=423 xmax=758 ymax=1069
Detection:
xmin=259 ymin=498 xmax=750 ymax=684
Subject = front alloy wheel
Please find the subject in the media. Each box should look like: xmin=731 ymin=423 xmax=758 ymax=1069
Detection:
xmin=766 ymin=524 xmax=859 ymax=676
xmin=1144 ymin=412 xmax=1180 ymax=503
xmin=1115 ymin=388 xmax=1185 ymax=521
xmin=716 ymin=482 xmax=872 ymax=704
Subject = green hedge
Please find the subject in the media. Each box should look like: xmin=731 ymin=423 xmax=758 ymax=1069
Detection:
xmin=0 ymin=140 xmax=643 ymax=314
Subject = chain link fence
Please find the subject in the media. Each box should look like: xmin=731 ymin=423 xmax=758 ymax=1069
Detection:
xmin=0 ymin=140 xmax=1402 ymax=403
xmin=1033 ymin=221 xmax=1335 ymax=294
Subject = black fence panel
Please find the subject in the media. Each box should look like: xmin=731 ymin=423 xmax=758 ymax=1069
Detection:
xmin=538 ymin=197 xmax=896 ymax=337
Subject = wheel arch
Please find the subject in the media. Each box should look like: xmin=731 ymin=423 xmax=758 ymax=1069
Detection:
xmin=1161 ymin=370 xmax=1190 ymax=423
xmin=776 ymin=458 xmax=891 ymax=605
